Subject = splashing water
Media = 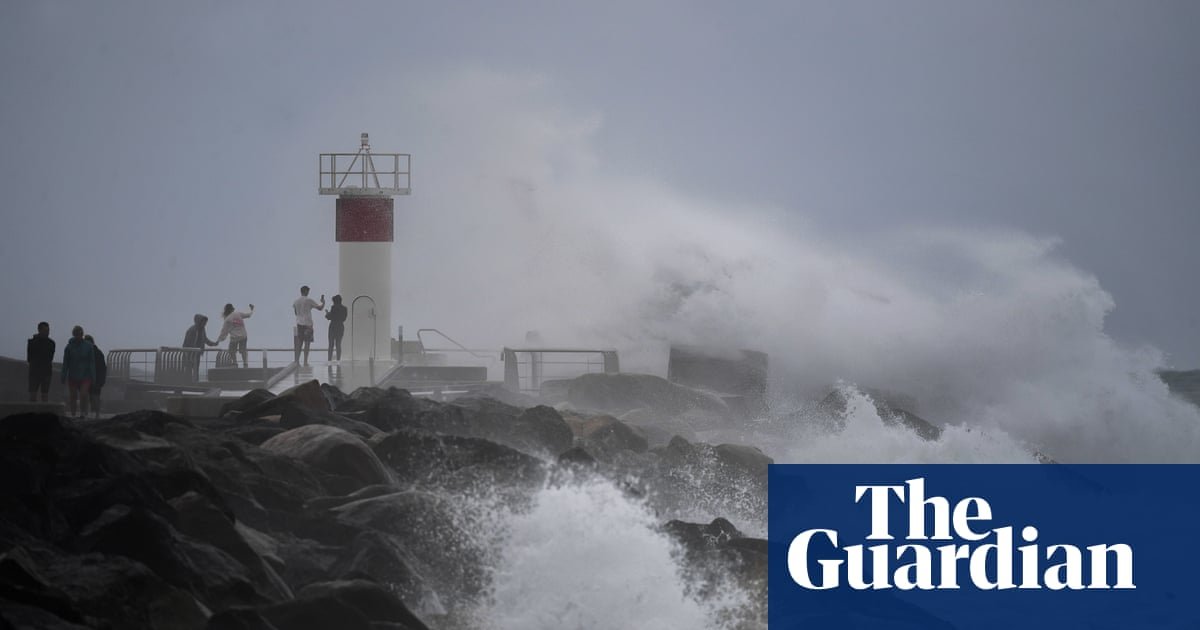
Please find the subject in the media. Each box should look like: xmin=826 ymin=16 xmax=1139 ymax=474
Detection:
xmin=474 ymin=477 xmax=749 ymax=630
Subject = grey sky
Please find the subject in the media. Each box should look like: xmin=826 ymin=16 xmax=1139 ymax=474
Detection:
xmin=1 ymin=1 xmax=1198 ymax=371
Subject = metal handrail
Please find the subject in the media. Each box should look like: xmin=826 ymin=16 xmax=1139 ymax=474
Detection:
xmin=109 ymin=347 xmax=329 ymax=384
xmin=500 ymin=347 xmax=620 ymax=393
xmin=416 ymin=329 xmax=490 ymax=359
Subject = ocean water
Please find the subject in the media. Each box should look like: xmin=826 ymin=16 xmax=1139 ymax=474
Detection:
xmin=473 ymin=477 xmax=738 ymax=630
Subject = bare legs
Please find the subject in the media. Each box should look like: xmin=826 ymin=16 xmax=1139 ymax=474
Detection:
xmin=67 ymin=382 xmax=91 ymax=418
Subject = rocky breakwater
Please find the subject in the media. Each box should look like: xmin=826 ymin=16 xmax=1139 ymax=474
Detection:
xmin=0 ymin=379 xmax=771 ymax=629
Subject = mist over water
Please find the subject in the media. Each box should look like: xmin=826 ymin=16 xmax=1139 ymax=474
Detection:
xmin=389 ymin=70 xmax=1200 ymax=466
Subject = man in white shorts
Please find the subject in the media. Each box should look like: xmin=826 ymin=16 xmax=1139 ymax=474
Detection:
xmin=293 ymin=285 xmax=325 ymax=366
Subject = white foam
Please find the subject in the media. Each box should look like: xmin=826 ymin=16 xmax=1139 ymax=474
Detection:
xmin=475 ymin=477 xmax=745 ymax=630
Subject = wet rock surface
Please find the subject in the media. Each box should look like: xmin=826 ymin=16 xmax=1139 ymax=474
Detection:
xmin=0 ymin=383 xmax=774 ymax=629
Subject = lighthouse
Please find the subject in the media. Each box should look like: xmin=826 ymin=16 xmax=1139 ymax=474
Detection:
xmin=319 ymin=133 xmax=411 ymax=361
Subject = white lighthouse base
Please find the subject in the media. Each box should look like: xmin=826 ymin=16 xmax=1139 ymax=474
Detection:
xmin=339 ymin=241 xmax=392 ymax=361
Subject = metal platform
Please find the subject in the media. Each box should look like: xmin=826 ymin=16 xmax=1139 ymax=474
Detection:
xmin=268 ymin=358 xmax=396 ymax=395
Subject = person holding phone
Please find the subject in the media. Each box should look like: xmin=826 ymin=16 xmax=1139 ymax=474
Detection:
xmin=292 ymin=285 xmax=325 ymax=366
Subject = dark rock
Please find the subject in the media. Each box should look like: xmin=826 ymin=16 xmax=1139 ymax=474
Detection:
xmin=237 ymin=381 xmax=330 ymax=421
xmin=33 ymin=549 xmax=210 ymax=630
xmin=221 ymin=390 xmax=278 ymax=418
xmin=557 ymin=446 xmax=597 ymax=468
xmin=0 ymin=412 xmax=68 ymax=442
xmin=713 ymin=443 xmax=772 ymax=483
xmin=0 ymin=599 xmax=90 ymax=630
xmin=371 ymin=429 xmax=545 ymax=490
xmin=563 ymin=413 xmax=648 ymax=459
xmin=0 ymin=546 xmax=84 ymax=625
xmin=319 ymin=384 xmax=349 ymax=411
xmin=91 ymin=409 xmax=197 ymax=437
xmin=333 ymin=492 xmax=485 ymax=597
xmin=648 ymin=435 xmax=769 ymax=525
xmin=329 ymin=531 xmax=442 ymax=618
xmin=170 ymin=491 xmax=292 ymax=602
xmin=207 ymin=608 xmax=280 ymax=630
xmin=662 ymin=517 xmax=743 ymax=553
xmin=305 ymin=484 xmax=398 ymax=512
xmin=272 ymin=534 xmax=342 ymax=594
xmin=259 ymin=595 xmax=372 ymax=630
xmin=259 ymin=425 xmax=391 ymax=494
xmin=77 ymin=504 xmax=266 ymax=610
xmin=295 ymin=580 xmax=428 ymax=628
xmin=224 ymin=426 xmax=289 ymax=446
xmin=336 ymin=387 xmax=416 ymax=416
xmin=278 ymin=405 xmax=381 ymax=441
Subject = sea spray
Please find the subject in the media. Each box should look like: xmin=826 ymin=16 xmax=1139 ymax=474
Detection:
xmin=767 ymin=386 xmax=1039 ymax=465
xmin=473 ymin=475 xmax=753 ymax=630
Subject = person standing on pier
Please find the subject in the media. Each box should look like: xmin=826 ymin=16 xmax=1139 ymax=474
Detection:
xmin=26 ymin=321 xmax=55 ymax=402
xmin=217 ymin=303 xmax=254 ymax=368
xmin=293 ymin=286 xmax=325 ymax=366
xmin=183 ymin=313 xmax=219 ymax=372
xmin=61 ymin=325 xmax=95 ymax=419
xmin=325 ymin=295 xmax=347 ymax=362
xmin=84 ymin=334 xmax=106 ymax=419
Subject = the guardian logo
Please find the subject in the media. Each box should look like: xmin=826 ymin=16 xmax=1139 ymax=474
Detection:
xmin=787 ymin=478 xmax=1135 ymax=591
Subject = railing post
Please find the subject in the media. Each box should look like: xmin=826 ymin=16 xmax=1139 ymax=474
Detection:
xmin=603 ymin=351 xmax=620 ymax=374
xmin=502 ymin=347 xmax=519 ymax=392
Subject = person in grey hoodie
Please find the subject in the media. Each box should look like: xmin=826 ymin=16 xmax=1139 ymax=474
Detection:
xmin=183 ymin=313 xmax=219 ymax=373
xmin=183 ymin=314 xmax=219 ymax=349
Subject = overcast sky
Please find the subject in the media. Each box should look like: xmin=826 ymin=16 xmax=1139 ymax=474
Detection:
xmin=2 ymin=1 xmax=1198 ymax=371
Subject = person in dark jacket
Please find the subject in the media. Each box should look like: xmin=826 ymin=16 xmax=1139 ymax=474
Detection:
xmin=325 ymin=295 xmax=348 ymax=361
xmin=26 ymin=321 xmax=55 ymax=402
xmin=183 ymin=313 xmax=218 ymax=372
xmin=61 ymin=325 xmax=96 ymax=419
xmin=183 ymin=314 xmax=219 ymax=349
xmin=83 ymin=335 xmax=107 ymax=419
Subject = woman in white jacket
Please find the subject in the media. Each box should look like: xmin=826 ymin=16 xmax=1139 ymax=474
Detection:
xmin=216 ymin=303 xmax=254 ymax=368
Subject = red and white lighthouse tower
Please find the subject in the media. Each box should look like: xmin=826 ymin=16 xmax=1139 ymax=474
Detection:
xmin=319 ymin=133 xmax=411 ymax=361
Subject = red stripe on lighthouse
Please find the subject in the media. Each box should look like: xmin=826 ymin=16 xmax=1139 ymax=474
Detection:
xmin=336 ymin=197 xmax=395 ymax=242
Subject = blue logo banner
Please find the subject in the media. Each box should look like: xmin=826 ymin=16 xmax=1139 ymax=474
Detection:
xmin=768 ymin=465 xmax=1200 ymax=629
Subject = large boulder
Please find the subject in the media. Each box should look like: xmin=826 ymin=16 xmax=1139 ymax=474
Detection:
xmin=561 ymin=413 xmax=648 ymax=459
xmin=76 ymin=504 xmax=266 ymax=611
xmin=379 ymin=397 xmax=573 ymax=456
xmin=4 ymin=545 xmax=211 ymax=630
xmin=276 ymin=405 xmax=381 ymax=441
xmin=206 ymin=608 xmax=279 ymax=630
xmin=662 ymin=518 xmax=766 ymax=625
xmin=236 ymin=381 xmax=330 ymax=421
xmin=259 ymin=425 xmax=391 ymax=494
xmin=328 ymin=531 xmax=443 ymax=618
xmin=258 ymin=595 xmax=372 ymax=630
xmin=220 ymin=390 xmax=277 ymax=418
xmin=649 ymin=436 xmax=770 ymax=525
xmin=170 ymin=491 xmax=292 ymax=602
xmin=332 ymin=491 xmax=485 ymax=598
xmin=371 ymin=429 xmax=545 ymax=490
xmin=294 ymin=580 xmax=428 ymax=629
